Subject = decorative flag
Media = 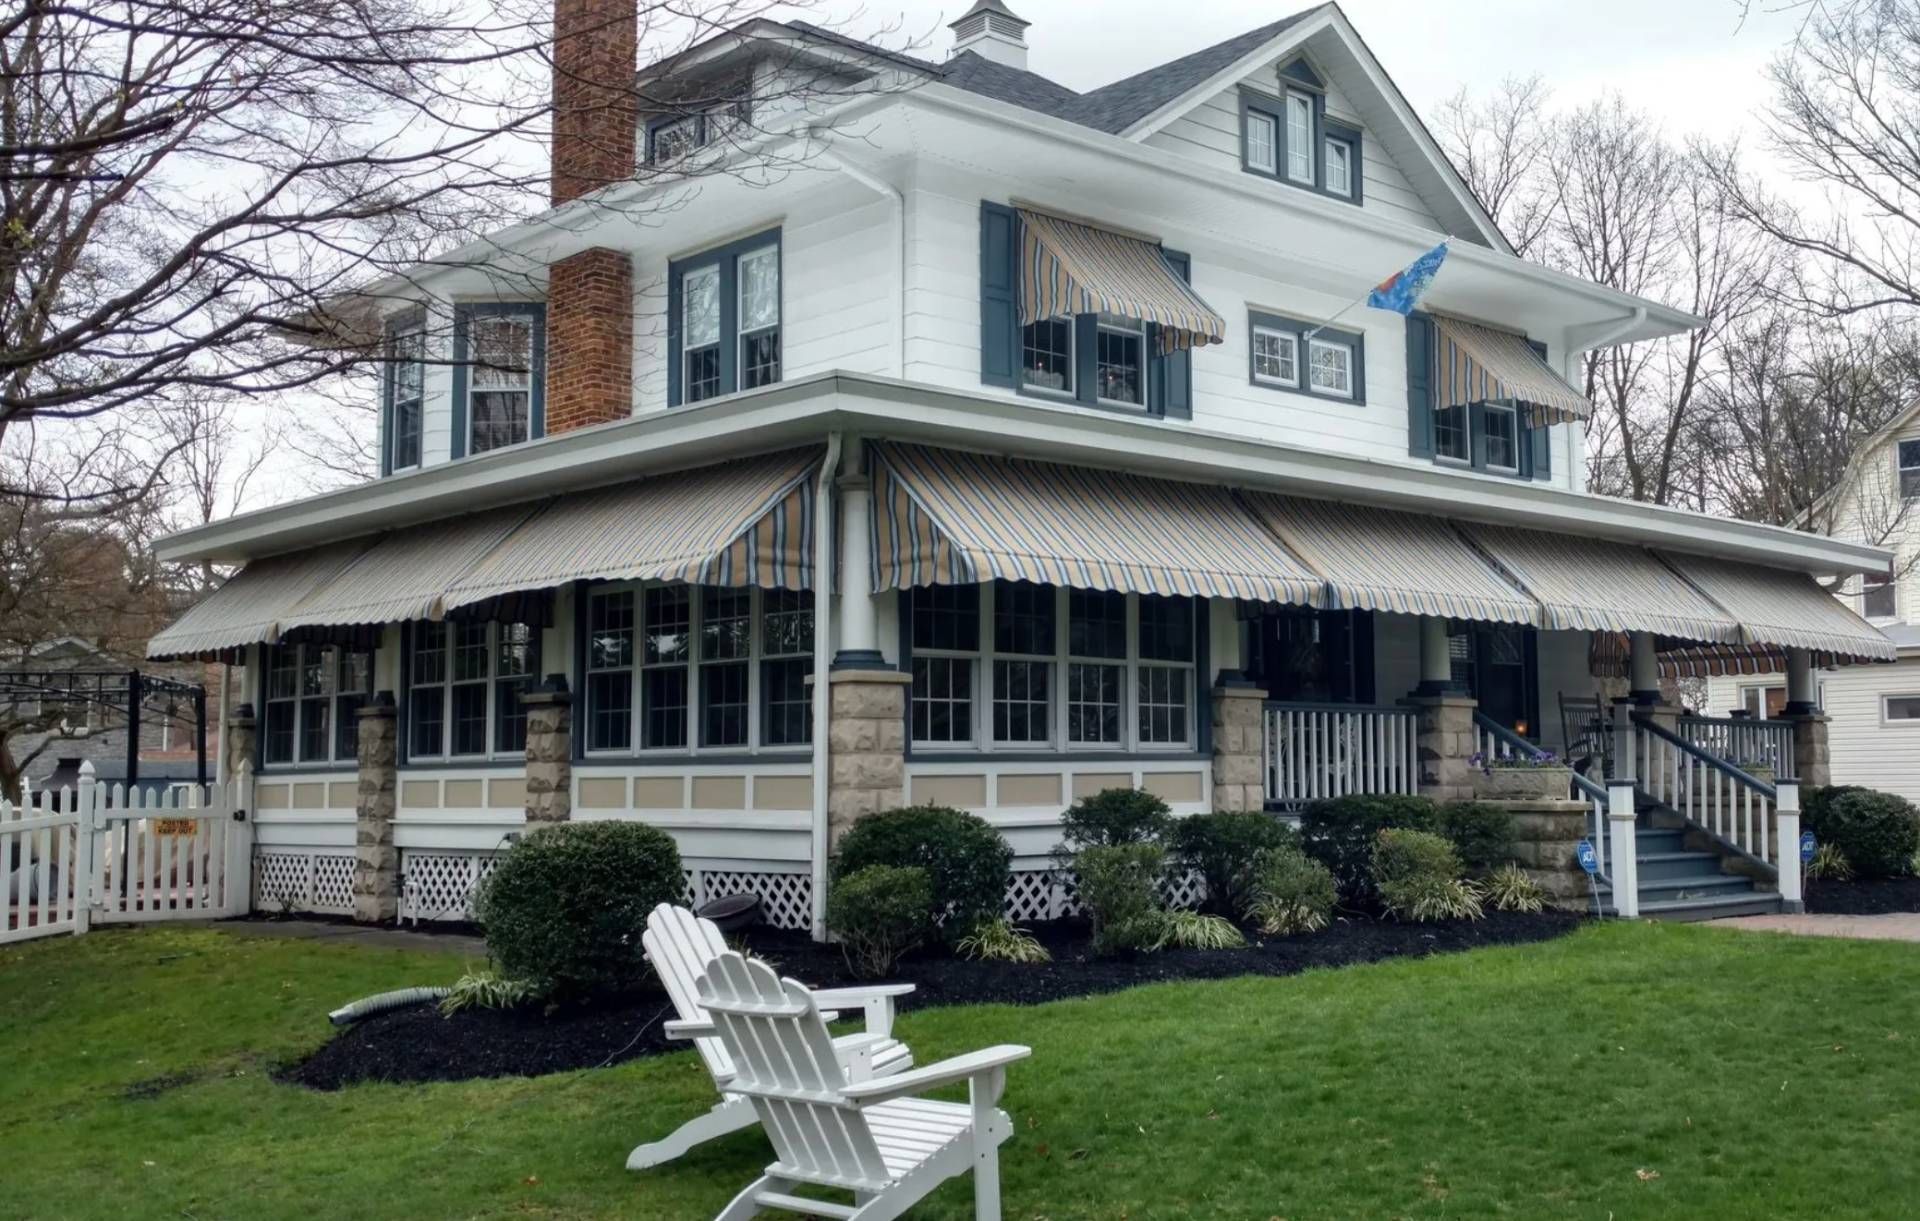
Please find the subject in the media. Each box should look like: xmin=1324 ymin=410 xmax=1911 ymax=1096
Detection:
xmin=1366 ymin=239 xmax=1449 ymax=316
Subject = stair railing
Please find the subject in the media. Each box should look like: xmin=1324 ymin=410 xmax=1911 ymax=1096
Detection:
xmin=1677 ymin=715 xmax=1793 ymax=776
xmin=1472 ymin=712 xmax=1608 ymax=881
xmin=1632 ymin=716 xmax=1779 ymax=873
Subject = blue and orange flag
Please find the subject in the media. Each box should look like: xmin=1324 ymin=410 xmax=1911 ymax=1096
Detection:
xmin=1366 ymin=239 xmax=1449 ymax=316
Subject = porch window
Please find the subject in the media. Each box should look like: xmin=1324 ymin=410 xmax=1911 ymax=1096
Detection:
xmin=761 ymin=589 xmax=813 ymax=747
xmin=669 ymin=230 xmax=782 ymax=407
xmin=1900 ymin=439 xmax=1920 ymax=499
xmin=406 ymin=620 xmax=540 ymax=761
xmin=1067 ymin=590 xmax=1126 ymax=745
xmin=1137 ymin=594 xmax=1195 ymax=744
xmin=262 ymin=644 xmax=374 ymax=767
xmin=910 ymin=584 xmax=981 ymax=745
xmin=1249 ymin=310 xmax=1365 ymax=404
xmin=1862 ymin=576 xmax=1898 ymax=621
xmin=992 ymin=581 xmax=1054 ymax=745
xmin=384 ymin=322 xmax=424 ymax=474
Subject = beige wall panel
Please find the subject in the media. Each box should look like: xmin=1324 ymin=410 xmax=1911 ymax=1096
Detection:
xmin=912 ymin=773 xmax=988 ymax=808
xmin=754 ymin=774 xmax=812 ymax=811
xmin=400 ymin=780 xmax=440 ymax=809
xmin=1071 ymin=772 xmax=1135 ymax=799
xmin=1143 ymin=772 xmax=1203 ymax=803
xmin=578 ymin=776 xmax=628 ymax=809
xmin=995 ymin=773 xmax=1063 ymax=807
xmin=691 ymin=775 xmax=748 ymax=810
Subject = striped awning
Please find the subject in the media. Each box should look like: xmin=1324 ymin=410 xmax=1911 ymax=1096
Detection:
xmin=277 ymin=506 xmax=537 ymax=631
xmin=869 ymin=443 xmax=1322 ymax=604
xmin=1590 ymin=636 xmax=1824 ymax=680
xmin=145 ymin=540 xmax=372 ymax=662
xmin=1462 ymin=524 xmax=1740 ymax=643
xmin=1432 ymin=315 xmax=1590 ymax=427
xmin=1240 ymin=494 xmax=1539 ymax=625
xmin=1017 ymin=208 xmax=1226 ymax=352
xmin=1659 ymin=553 xmax=1897 ymax=663
xmin=443 ymin=448 xmax=820 ymax=610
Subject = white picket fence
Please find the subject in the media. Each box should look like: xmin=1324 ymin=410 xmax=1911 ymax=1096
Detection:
xmin=1 ymin=761 xmax=252 ymax=946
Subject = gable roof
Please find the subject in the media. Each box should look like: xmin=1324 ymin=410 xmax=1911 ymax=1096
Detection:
xmin=1062 ymin=9 xmax=1326 ymax=133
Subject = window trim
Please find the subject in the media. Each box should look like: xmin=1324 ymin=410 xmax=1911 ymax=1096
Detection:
xmin=1247 ymin=310 xmax=1366 ymax=405
xmin=1251 ymin=325 xmax=1300 ymax=389
xmin=667 ymin=228 xmax=783 ymax=408
xmin=1019 ymin=314 xmax=1078 ymax=399
xmin=449 ymin=302 xmax=546 ymax=461
xmin=381 ymin=314 xmax=426 ymax=477
xmin=1482 ymin=402 xmax=1522 ymax=474
xmin=1883 ymin=693 xmax=1920 ymax=726
xmin=1238 ymin=83 xmax=1364 ymax=207
xmin=401 ymin=620 xmax=540 ymax=765
xmin=260 ymin=643 xmax=373 ymax=770
xmin=1093 ymin=315 xmax=1149 ymax=411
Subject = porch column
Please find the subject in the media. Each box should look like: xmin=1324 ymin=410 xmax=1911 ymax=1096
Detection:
xmin=1779 ymin=647 xmax=1831 ymax=786
xmin=1606 ymin=699 xmax=1639 ymax=918
xmin=1416 ymin=615 xmax=1452 ymax=694
xmin=1776 ymin=778 xmax=1804 ymax=913
xmin=1405 ymin=615 xmax=1475 ymax=801
xmin=826 ymin=671 xmax=910 ymax=846
xmin=352 ymin=692 xmax=399 ymax=924
xmin=1629 ymin=631 xmax=1661 ymax=705
xmin=1210 ymin=683 xmax=1267 ymax=812
xmin=523 ymin=675 xmax=573 ymax=826
xmin=833 ymin=440 xmax=887 ymax=671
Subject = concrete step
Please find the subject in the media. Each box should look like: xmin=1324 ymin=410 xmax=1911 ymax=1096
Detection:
xmin=1636 ymin=874 xmax=1759 ymax=905
xmin=1636 ymin=851 xmax=1728 ymax=882
xmin=1629 ymin=828 xmax=1689 ymax=854
xmin=1636 ymin=892 xmax=1784 ymax=922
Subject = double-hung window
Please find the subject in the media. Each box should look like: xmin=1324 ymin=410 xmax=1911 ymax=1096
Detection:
xmin=1483 ymin=403 xmax=1521 ymax=473
xmin=1020 ymin=316 xmax=1075 ymax=396
xmin=452 ymin=304 xmax=545 ymax=458
xmin=262 ymin=644 xmax=373 ymax=767
xmin=909 ymin=584 xmax=981 ymax=745
xmin=1248 ymin=311 xmax=1365 ymax=404
xmin=1285 ymin=92 xmax=1315 ymax=183
xmin=1900 ymin=439 xmax=1920 ymax=500
xmin=407 ymin=620 xmax=540 ymax=761
xmin=1325 ymin=136 xmax=1354 ymax=197
xmin=1244 ymin=109 xmax=1277 ymax=174
xmin=384 ymin=322 xmax=424 ymax=474
xmin=1094 ymin=315 xmax=1147 ymax=409
xmin=669 ymin=231 xmax=781 ymax=407
xmin=1434 ymin=403 xmax=1471 ymax=464
xmin=1862 ymin=576 xmax=1898 ymax=621
xmin=582 ymin=584 xmax=812 ymax=754
xmin=1066 ymin=590 xmax=1126 ymax=746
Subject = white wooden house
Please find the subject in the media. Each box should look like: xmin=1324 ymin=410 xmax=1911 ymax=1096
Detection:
xmin=147 ymin=1 xmax=1896 ymax=928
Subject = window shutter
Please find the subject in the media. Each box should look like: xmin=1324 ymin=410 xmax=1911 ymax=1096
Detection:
xmin=1405 ymin=313 xmax=1434 ymax=457
xmin=378 ymin=327 xmax=396 ymax=477
xmin=1529 ymin=405 xmax=1553 ymax=481
xmin=1157 ymin=249 xmax=1194 ymax=420
xmin=1469 ymin=400 xmax=1488 ymax=470
xmin=979 ymin=201 xmax=1019 ymax=388
xmin=450 ymin=307 xmax=470 ymax=460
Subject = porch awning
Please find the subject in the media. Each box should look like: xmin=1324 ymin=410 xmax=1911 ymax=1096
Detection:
xmin=277 ymin=506 xmax=538 ymax=631
xmin=442 ymin=447 xmax=821 ymax=610
xmin=145 ymin=540 xmax=372 ymax=661
xmin=1432 ymin=315 xmax=1590 ymax=427
xmin=1017 ymin=208 xmax=1226 ymax=351
xmin=1462 ymin=524 xmax=1740 ymax=643
xmin=1240 ymin=494 xmax=1539 ymax=625
xmin=1659 ymin=553 xmax=1897 ymax=663
xmin=869 ymin=443 xmax=1322 ymax=604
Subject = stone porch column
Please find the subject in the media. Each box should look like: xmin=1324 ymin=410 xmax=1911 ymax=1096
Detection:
xmin=1210 ymin=681 xmax=1267 ymax=812
xmin=1405 ymin=615 xmax=1476 ymax=801
xmin=352 ymin=692 xmax=399 ymax=923
xmin=826 ymin=670 xmax=910 ymax=846
xmin=1780 ymin=647 xmax=1831 ymax=788
xmin=225 ymin=702 xmax=258 ymax=777
xmin=523 ymin=675 xmax=573 ymax=826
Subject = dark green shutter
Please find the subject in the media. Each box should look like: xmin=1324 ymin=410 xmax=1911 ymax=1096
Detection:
xmin=1469 ymin=401 xmax=1488 ymax=470
xmin=979 ymin=201 xmax=1019 ymax=388
xmin=1158 ymin=249 xmax=1194 ymax=419
xmin=1529 ymin=405 xmax=1553 ymax=481
xmin=1405 ymin=313 xmax=1434 ymax=457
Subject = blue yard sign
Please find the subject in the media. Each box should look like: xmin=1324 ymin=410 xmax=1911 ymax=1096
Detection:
xmin=1801 ymin=830 xmax=1817 ymax=864
xmin=1576 ymin=839 xmax=1599 ymax=875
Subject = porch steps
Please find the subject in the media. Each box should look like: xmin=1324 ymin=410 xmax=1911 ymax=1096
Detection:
xmin=1591 ymin=817 xmax=1783 ymax=922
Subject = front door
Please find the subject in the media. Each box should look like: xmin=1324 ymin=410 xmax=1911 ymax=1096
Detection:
xmin=1454 ymin=624 xmax=1539 ymax=740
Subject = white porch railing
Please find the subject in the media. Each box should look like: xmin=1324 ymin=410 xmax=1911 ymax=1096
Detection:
xmin=1634 ymin=718 xmax=1779 ymax=869
xmin=1677 ymin=715 xmax=1793 ymax=775
xmin=1263 ymin=702 xmax=1418 ymax=807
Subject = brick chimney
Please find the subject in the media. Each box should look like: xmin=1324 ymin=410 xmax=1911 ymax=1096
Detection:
xmin=547 ymin=0 xmax=635 ymax=434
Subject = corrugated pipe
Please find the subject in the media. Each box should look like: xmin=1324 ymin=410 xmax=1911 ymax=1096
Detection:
xmin=327 ymin=986 xmax=450 ymax=1027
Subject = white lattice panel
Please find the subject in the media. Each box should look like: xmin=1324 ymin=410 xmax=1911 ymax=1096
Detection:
xmin=253 ymin=851 xmax=354 ymax=916
xmin=1159 ymin=869 xmax=1207 ymax=912
xmin=1004 ymin=871 xmax=1068 ymax=922
xmin=692 ymin=869 xmax=812 ymax=930
xmin=400 ymin=851 xmax=500 ymax=923
xmin=313 ymin=855 xmax=356 ymax=911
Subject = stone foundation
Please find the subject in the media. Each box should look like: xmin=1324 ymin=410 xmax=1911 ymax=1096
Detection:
xmin=1504 ymin=799 xmax=1596 ymax=910
xmin=1210 ymin=685 xmax=1266 ymax=812
xmin=523 ymin=679 xmax=573 ymax=826
xmin=353 ymin=694 xmax=399 ymax=923
xmin=827 ymin=670 xmax=910 ymax=846
xmin=1405 ymin=694 xmax=1477 ymax=803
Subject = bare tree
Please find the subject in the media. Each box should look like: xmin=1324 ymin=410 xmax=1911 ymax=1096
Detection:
xmin=1432 ymin=75 xmax=1557 ymax=258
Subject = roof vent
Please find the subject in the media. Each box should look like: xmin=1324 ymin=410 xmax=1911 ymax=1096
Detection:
xmin=950 ymin=0 xmax=1030 ymax=71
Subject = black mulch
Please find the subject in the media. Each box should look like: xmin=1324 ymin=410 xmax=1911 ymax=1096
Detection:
xmin=280 ymin=908 xmax=1582 ymax=1091
xmin=1805 ymin=877 xmax=1920 ymax=915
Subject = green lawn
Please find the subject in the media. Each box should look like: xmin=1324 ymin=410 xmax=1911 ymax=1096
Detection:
xmin=4 ymin=922 xmax=1920 ymax=1219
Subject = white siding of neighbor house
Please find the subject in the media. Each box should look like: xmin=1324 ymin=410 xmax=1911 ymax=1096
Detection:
xmin=1706 ymin=661 xmax=1920 ymax=803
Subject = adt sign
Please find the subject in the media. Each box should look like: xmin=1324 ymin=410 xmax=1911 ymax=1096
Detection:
xmin=1801 ymin=830 xmax=1817 ymax=865
xmin=1576 ymin=839 xmax=1599 ymax=875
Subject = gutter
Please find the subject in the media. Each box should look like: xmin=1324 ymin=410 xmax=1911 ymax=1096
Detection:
xmin=809 ymin=432 xmax=842 ymax=941
xmin=812 ymin=141 xmax=906 ymax=375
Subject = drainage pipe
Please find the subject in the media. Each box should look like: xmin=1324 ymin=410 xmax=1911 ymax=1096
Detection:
xmin=808 ymin=432 xmax=844 ymax=941
xmin=326 ymin=986 xmax=451 ymax=1027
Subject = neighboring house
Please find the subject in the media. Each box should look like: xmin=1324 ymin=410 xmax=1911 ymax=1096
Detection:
xmin=1706 ymin=402 xmax=1920 ymax=801
xmin=147 ymin=1 xmax=1896 ymax=927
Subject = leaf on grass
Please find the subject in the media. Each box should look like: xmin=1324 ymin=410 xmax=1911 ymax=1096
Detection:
xmin=1068 ymin=1148 xmax=1090 ymax=1162
xmin=522 ymin=1176 xmax=540 ymax=1186
xmin=1035 ymin=1143 xmax=1049 ymax=1158
xmin=1635 ymin=1169 xmax=1660 ymax=1182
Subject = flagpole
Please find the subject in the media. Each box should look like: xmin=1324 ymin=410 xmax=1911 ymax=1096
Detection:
xmin=1302 ymin=236 xmax=1452 ymax=342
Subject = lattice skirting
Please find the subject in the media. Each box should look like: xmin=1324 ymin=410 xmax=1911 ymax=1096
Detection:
xmin=254 ymin=851 xmax=356 ymax=916
xmin=1002 ymin=868 xmax=1207 ymax=923
xmin=686 ymin=868 xmax=813 ymax=931
xmin=400 ymin=850 xmax=504 ymax=924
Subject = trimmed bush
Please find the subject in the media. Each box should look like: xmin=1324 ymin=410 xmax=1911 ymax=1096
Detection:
xmin=1057 ymin=787 xmax=1175 ymax=854
xmin=1074 ymin=842 xmax=1167 ymax=955
xmin=833 ymin=805 xmax=1013 ymax=940
xmin=1300 ymin=794 xmax=1440 ymax=898
xmin=1434 ymin=802 xmax=1517 ymax=875
xmin=827 ymin=865 xmax=935 ymax=978
xmin=1371 ymin=828 xmax=1482 ymax=923
xmin=1244 ymin=845 xmax=1337 ymax=935
xmin=1172 ymin=811 xmax=1301 ymax=916
xmin=475 ymin=821 xmax=683 ymax=996
xmin=1802 ymin=787 xmax=1920 ymax=879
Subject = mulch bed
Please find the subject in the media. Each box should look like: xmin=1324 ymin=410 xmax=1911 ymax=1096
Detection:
xmin=1805 ymin=878 xmax=1920 ymax=916
xmin=281 ymin=908 xmax=1581 ymax=1091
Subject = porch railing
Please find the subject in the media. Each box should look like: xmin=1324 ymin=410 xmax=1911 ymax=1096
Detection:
xmin=1263 ymin=702 xmax=1418 ymax=808
xmin=1633 ymin=717 xmax=1780 ymax=872
xmin=1472 ymin=711 xmax=1608 ymax=880
xmin=1676 ymin=715 xmax=1793 ymax=776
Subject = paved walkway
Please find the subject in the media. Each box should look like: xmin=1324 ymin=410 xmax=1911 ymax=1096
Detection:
xmin=206 ymin=918 xmax=485 ymax=955
xmin=1713 ymin=912 xmax=1920 ymax=943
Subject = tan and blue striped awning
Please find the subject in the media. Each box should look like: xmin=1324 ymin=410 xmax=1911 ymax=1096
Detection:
xmin=1433 ymin=315 xmax=1590 ymax=427
xmin=278 ymin=506 xmax=539 ymax=631
xmin=145 ymin=539 xmax=374 ymax=661
xmin=1658 ymin=553 xmax=1896 ymax=663
xmin=442 ymin=448 xmax=820 ymax=611
xmin=869 ymin=443 xmax=1322 ymax=604
xmin=1240 ymin=494 xmax=1539 ymax=624
xmin=1462 ymin=524 xmax=1740 ymax=643
xmin=1018 ymin=208 xmax=1226 ymax=352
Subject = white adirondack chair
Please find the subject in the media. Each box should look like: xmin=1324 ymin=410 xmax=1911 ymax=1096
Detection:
xmin=691 ymin=950 xmax=1031 ymax=1221
xmin=628 ymin=903 xmax=917 ymax=1171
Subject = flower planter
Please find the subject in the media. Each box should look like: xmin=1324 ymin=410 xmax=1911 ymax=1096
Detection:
xmin=1474 ymin=765 xmax=1575 ymax=803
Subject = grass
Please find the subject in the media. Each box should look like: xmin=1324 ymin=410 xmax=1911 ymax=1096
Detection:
xmin=5 ymin=921 xmax=1920 ymax=1219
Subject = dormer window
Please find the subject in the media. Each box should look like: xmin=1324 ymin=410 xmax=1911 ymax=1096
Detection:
xmin=1245 ymin=110 xmax=1277 ymax=173
xmin=1900 ymin=439 xmax=1920 ymax=499
xmin=646 ymin=101 xmax=749 ymax=166
xmin=1240 ymin=60 xmax=1365 ymax=206
xmin=1285 ymin=93 xmax=1314 ymax=183
xmin=1325 ymin=136 xmax=1354 ymax=197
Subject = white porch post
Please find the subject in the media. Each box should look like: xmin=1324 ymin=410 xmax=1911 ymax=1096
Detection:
xmin=1607 ymin=699 xmax=1639 ymax=918
xmin=834 ymin=438 xmax=885 ymax=671
xmin=1628 ymin=631 xmax=1660 ymax=705
xmin=1417 ymin=615 xmax=1452 ymax=694
xmin=1776 ymin=779 xmax=1803 ymax=912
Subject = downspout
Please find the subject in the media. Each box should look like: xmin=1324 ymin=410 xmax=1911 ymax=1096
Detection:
xmin=812 ymin=139 xmax=906 ymax=376
xmin=809 ymin=431 xmax=844 ymax=941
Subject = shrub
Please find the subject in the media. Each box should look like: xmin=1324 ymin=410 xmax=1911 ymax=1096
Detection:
xmin=439 ymin=970 xmax=538 ymax=1016
xmin=1144 ymin=910 xmax=1247 ymax=951
xmin=1802 ymin=787 xmax=1920 ymax=880
xmin=956 ymin=918 xmax=1051 ymax=964
xmin=475 ymin=821 xmax=683 ymax=996
xmin=1300 ymin=794 xmax=1440 ymax=898
xmin=1379 ymin=871 xmax=1485 ymax=923
xmin=1371 ymin=828 xmax=1482 ymax=923
xmin=1057 ymin=787 xmax=1175 ymax=855
xmin=1244 ymin=845 xmax=1337 ymax=935
xmin=833 ymin=805 xmax=1014 ymax=940
xmin=1806 ymin=842 xmax=1854 ymax=883
xmin=1434 ymin=802 xmax=1517 ymax=875
xmin=1172 ymin=811 xmax=1301 ymax=915
xmin=826 ymin=865 xmax=935 ymax=978
xmin=1074 ymin=842 xmax=1167 ymax=955
xmin=1479 ymin=863 xmax=1547 ymax=914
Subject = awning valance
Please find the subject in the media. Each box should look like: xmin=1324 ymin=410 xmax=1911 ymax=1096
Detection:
xmin=145 ymin=540 xmax=372 ymax=661
xmin=442 ymin=447 xmax=820 ymax=610
xmin=869 ymin=443 xmax=1322 ymax=605
xmin=1433 ymin=315 xmax=1590 ymax=427
xmin=1241 ymin=494 xmax=1538 ymax=625
xmin=1659 ymin=553 xmax=1896 ymax=663
xmin=1017 ymin=208 xmax=1226 ymax=352
xmin=1463 ymin=524 xmax=1740 ymax=643
xmin=1590 ymin=637 xmax=1829 ymax=680
xmin=278 ymin=506 xmax=538 ymax=632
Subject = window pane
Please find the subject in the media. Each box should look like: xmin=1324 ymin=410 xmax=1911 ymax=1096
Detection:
xmin=739 ymin=246 xmax=780 ymax=333
xmin=645 ymin=587 xmax=691 ymax=664
xmin=339 ymin=651 xmax=372 ymax=695
xmin=1138 ymin=665 xmax=1190 ymax=745
xmin=267 ymin=648 xmax=299 ymax=701
xmin=1887 ymin=695 xmax=1920 ymax=721
xmin=264 ymin=700 xmax=296 ymax=765
xmin=1864 ymin=579 xmax=1898 ymax=620
xmin=911 ymin=656 xmax=972 ymax=743
xmin=652 ymin=115 xmax=699 ymax=163
xmin=1246 ymin=110 xmax=1276 ymax=171
xmin=911 ymin=584 xmax=980 ymax=652
xmin=683 ymin=264 xmax=721 ymax=349
xmin=471 ymin=391 xmax=529 ymax=453
xmin=1900 ymin=440 xmax=1920 ymax=498
xmin=644 ymin=668 xmax=689 ymax=749
xmin=762 ymin=657 xmax=812 ymax=746
xmin=1326 ymin=139 xmax=1351 ymax=195
xmin=299 ymin=697 xmax=330 ymax=762
xmin=1485 ymin=407 xmax=1519 ymax=470
xmin=335 ymin=691 xmax=366 ymax=761
xmin=994 ymin=580 xmax=1055 ymax=656
xmin=1096 ymin=319 xmax=1144 ymax=405
xmin=700 ymin=661 xmax=749 ymax=747
xmin=1253 ymin=327 xmax=1298 ymax=385
xmin=1287 ymin=93 xmax=1314 ymax=181
xmin=1068 ymin=589 xmax=1127 ymax=659
xmin=394 ymin=393 xmax=423 ymax=469
xmin=1139 ymin=595 xmax=1194 ymax=662
xmin=590 ymin=591 xmax=635 ymax=669
xmin=470 ymin=315 xmax=532 ymax=390
xmin=685 ymin=345 xmax=721 ymax=403
xmin=1435 ymin=403 xmax=1470 ymax=462
xmin=409 ymin=686 xmax=444 ymax=758
xmin=1068 ymin=662 xmax=1122 ymax=744
xmin=763 ymin=588 xmax=814 ymax=656
xmin=453 ymin=622 xmax=490 ymax=682
xmin=450 ymin=682 xmax=488 ymax=755
xmin=703 ymin=588 xmax=752 ymax=660
xmin=587 ymin=670 xmax=634 ymax=752
xmin=411 ymin=623 xmax=447 ymax=685
xmin=1020 ymin=317 xmax=1074 ymax=394
xmin=1308 ymin=339 xmax=1351 ymax=396
xmin=497 ymin=622 xmax=535 ymax=678
xmin=741 ymin=328 xmax=781 ymax=390
xmin=992 ymin=658 xmax=1050 ymax=745
xmin=494 ymin=676 xmax=530 ymax=754
xmin=391 ymin=328 xmax=424 ymax=468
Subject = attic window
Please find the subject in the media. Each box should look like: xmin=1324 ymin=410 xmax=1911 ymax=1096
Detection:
xmin=1240 ymin=91 xmax=1363 ymax=206
xmin=647 ymin=101 xmax=749 ymax=165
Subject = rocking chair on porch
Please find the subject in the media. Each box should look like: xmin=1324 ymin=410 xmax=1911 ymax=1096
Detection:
xmin=1558 ymin=689 xmax=1611 ymax=780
